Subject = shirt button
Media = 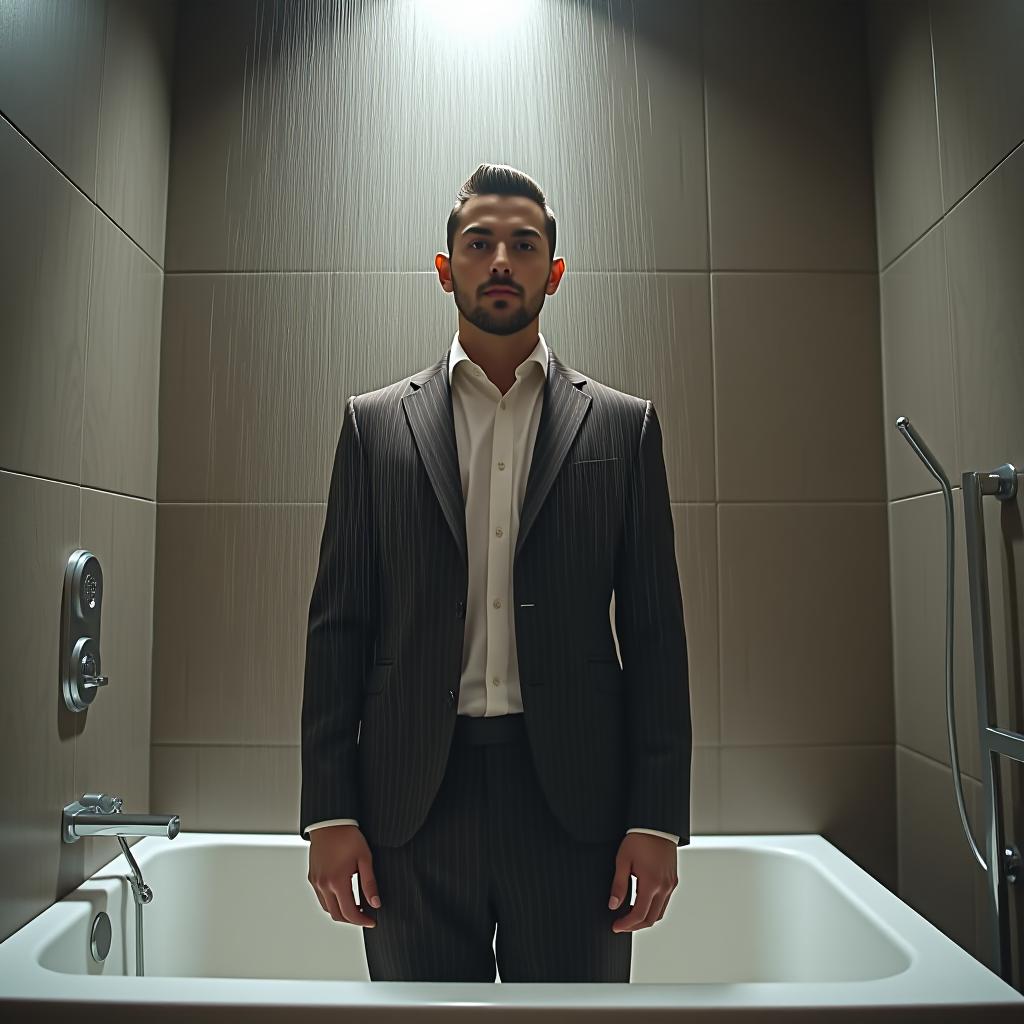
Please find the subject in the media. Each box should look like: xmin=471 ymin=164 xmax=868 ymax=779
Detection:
xmin=497 ymin=460 xmax=505 ymax=470
xmin=492 ymin=677 xmax=500 ymax=687
xmin=495 ymin=527 xmax=503 ymax=537
xmin=492 ymin=598 xmax=501 ymax=608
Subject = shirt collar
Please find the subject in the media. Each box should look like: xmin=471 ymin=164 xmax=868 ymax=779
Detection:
xmin=449 ymin=331 xmax=549 ymax=386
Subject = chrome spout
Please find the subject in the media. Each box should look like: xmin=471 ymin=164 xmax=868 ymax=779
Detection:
xmin=62 ymin=793 xmax=180 ymax=843
xmin=69 ymin=812 xmax=180 ymax=839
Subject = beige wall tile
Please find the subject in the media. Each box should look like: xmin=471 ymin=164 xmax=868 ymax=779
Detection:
xmin=703 ymin=0 xmax=876 ymax=270
xmin=880 ymin=222 xmax=960 ymax=500
xmin=76 ymin=486 xmax=156 ymax=880
xmin=95 ymin=0 xmax=177 ymax=265
xmin=151 ymin=502 xmax=324 ymax=745
xmin=0 ymin=117 xmax=93 ymax=484
xmin=897 ymin=745 xmax=980 ymax=958
xmin=150 ymin=744 xmax=199 ymax=827
xmin=889 ymin=490 xmax=980 ymax=780
xmin=719 ymin=502 xmax=893 ymax=747
xmin=0 ymin=471 xmax=79 ymax=942
xmin=82 ymin=211 xmax=162 ymax=500
xmin=931 ymin=0 xmax=1024 ymax=211
xmin=197 ymin=745 xmax=300 ymax=834
xmin=673 ymin=504 xmax=719 ymax=746
xmin=946 ymin=145 xmax=1024 ymax=479
xmin=865 ymin=0 xmax=943 ymax=269
xmin=721 ymin=744 xmax=896 ymax=892
xmin=0 ymin=0 xmax=105 ymax=196
xmin=158 ymin=271 xmax=714 ymax=502
xmin=691 ymin=746 xmax=721 ymax=836
xmin=713 ymin=272 xmax=884 ymax=502
xmin=166 ymin=0 xmax=706 ymax=274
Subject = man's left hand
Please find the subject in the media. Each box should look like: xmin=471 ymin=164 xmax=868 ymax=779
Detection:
xmin=608 ymin=832 xmax=678 ymax=932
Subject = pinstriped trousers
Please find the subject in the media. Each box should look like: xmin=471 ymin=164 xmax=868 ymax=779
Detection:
xmin=357 ymin=712 xmax=634 ymax=982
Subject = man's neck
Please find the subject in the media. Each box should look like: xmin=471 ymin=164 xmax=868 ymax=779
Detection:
xmin=458 ymin=329 xmax=539 ymax=395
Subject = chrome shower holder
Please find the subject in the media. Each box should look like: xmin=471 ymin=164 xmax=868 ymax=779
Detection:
xmin=897 ymin=416 xmax=1022 ymax=986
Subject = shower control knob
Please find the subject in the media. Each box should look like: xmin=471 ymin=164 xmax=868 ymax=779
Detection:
xmin=1005 ymin=846 xmax=1021 ymax=885
xmin=81 ymin=652 xmax=109 ymax=691
xmin=62 ymin=551 xmax=110 ymax=712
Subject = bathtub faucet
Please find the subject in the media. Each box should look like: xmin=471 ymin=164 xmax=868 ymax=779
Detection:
xmin=62 ymin=793 xmax=180 ymax=843
xmin=61 ymin=793 xmax=179 ymax=977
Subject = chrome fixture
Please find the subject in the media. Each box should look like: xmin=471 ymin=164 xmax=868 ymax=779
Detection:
xmin=61 ymin=550 xmax=109 ymax=712
xmin=62 ymin=792 xmax=180 ymax=842
xmin=90 ymin=911 xmax=112 ymax=963
xmin=62 ymin=793 xmax=180 ymax=976
xmin=896 ymin=415 xmax=1022 ymax=985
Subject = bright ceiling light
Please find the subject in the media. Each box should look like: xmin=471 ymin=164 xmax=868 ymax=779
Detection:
xmin=415 ymin=0 xmax=537 ymax=40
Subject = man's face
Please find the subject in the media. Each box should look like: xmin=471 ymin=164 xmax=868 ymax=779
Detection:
xmin=440 ymin=194 xmax=561 ymax=337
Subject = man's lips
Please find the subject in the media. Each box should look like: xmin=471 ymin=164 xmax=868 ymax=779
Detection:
xmin=485 ymin=287 xmax=518 ymax=295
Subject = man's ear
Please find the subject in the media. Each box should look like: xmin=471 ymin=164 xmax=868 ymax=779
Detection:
xmin=547 ymin=257 xmax=566 ymax=294
xmin=435 ymin=253 xmax=452 ymax=292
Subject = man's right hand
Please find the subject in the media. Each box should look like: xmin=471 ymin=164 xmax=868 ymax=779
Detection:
xmin=307 ymin=824 xmax=380 ymax=927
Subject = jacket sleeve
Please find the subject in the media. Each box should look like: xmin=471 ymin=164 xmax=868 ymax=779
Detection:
xmin=300 ymin=396 xmax=375 ymax=841
xmin=614 ymin=400 xmax=693 ymax=847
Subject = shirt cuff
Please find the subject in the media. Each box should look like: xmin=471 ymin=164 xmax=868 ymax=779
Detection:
xmin=306 ymin=818 xmax=359 ymax=834
xmin=627 ymin=827 xmax=680 ymax=845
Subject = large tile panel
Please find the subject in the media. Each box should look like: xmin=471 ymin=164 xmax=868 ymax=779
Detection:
xmin=713 ymin=272 xmax=884 ymax=503
xmin=81 ymin=211 xmax=162 ymax=501
xmin=691 ymin=746 xmax=720 ymax=836
xmin=150 ymin=744 xmax=198 ymax=828
xmin=151 ymin=737 xmax=722 ymax=839
xmin=671 ymin=504 xmax=719 ymax=746
xmin=158 ymin=271 xmax=714 ymax=503
xmin=897 ymin=745 xmax=980 ymax=958
xmin=889 ymin=490 xmax=980 ymax=780
xmin=719 ymin=502 xmax=893 ymax=748
xmin=931 ymin=0 xmax=1024 ymax=211
xmin=76 ymin=486 xmax=156 ymax=880
xmin=945 ymin=144 xmax=1024 ymax=481
xmin=703 ymin=0 xmax=876 ymax=271
xmin=0 ymin=115 xmax=94 ymax=484
xmin=151 ymin=501 xmax=324 ymax=745
xmin=158 ymin=271 xmax=442 ymax=503
xmin=151 ymin=743 xmax=300 ymax=833
xmin=165 ymin=0 xmax=706 ymax=272
xmin=880 ymin=222 xmax=959 ymax=501
xmin=0 ymin=471 xmax=78 ymax=943
xmin=865 ymin=0 xmax=943 ymax=269
xmin=95 ymin=0 xmax=177 ymax=265
xmin=0 ymin=0 xmax=106 ymax=196
xmin=721 ymin=744 xmax=896 ymax=892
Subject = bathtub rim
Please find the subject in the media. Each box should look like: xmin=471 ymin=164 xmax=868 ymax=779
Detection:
xmin=0 ymin=832 xmax=1019 ymax=1011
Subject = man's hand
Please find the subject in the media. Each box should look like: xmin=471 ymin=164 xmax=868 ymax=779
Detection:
xmin=608 ymin=833 xmax=678 ymax=932
xmin=307 ymin=824 xmax=380 ymax=927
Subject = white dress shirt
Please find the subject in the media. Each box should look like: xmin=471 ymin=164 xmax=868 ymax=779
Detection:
xmin=307 ymin=332 xmax=679 ymax=845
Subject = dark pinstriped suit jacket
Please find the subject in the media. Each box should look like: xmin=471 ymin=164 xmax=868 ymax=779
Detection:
xmin=300 ymin=345 xmax=692 ymax=849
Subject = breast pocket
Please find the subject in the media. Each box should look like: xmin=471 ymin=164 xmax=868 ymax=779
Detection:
xmin=569 ymin=457 xmax=621 ymax=469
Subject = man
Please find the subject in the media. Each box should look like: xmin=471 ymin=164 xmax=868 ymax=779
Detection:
xmin=301 ymin=163 xmax=691 ymax=983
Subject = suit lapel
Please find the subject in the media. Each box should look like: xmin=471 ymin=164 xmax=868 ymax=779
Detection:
xmin=401 ymin=344 xmax=591 ymax=568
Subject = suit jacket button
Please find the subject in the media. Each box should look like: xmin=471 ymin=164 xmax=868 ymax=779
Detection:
xmin=448 ymin=689 xmax=456 ymax=705
xmin=455 ymin=601 xmax=465 ymax=619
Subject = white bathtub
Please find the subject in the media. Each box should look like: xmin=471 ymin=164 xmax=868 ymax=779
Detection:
xmin=0 ymin=833 xmax=1020 ymax=1022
